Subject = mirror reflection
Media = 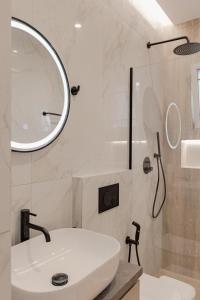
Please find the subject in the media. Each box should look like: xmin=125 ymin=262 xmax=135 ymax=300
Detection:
xmin=11 ymin=18 xmax=70 ymax=152
xmin=165 ymin=102 xmax=181 ymax=150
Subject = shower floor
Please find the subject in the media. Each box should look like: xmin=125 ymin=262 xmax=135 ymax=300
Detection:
xmin=159 ymin=269 xmax=200 ymax=300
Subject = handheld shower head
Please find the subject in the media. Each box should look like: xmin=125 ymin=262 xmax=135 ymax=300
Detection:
xmin=155 ymin=132 xmax=161 ymax=158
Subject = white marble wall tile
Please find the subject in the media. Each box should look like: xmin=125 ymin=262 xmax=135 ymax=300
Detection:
xmin=31 ymin=177 xmax=72 ymax=236
xmin=0 ymin=129 xmax=10 ymax=235
xmin=11 ymin=184 xmax=31 ymax=245
xmin=149 ymin=63 xmax=165 ymax=116
xmin=0 ymin=83 xmax=10 ymax=130
xmin=72 ymin=177 xmax=83 ymax=228
xmin=0 ymin=8 xmax=10 ymax=130
xmin=12 ymin=0 xmax=33 ymax=23
xmin=0 ymin=232 xmax=11 ymax=300
xmin=0 ymin=0 xmax=11 ymax=237
xmin=73 ymin=171 xmax=133 ymax=260
xmin=0 ymin=1 xmax=11 ymax=299
xmin=31 ymin=138 xmax=71 ymax=183
xmin=11 ymin=152 xmax=31 ymax=186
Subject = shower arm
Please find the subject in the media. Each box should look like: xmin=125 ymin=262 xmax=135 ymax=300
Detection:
xmin=147 ymin=36 xmax=189 ymax=49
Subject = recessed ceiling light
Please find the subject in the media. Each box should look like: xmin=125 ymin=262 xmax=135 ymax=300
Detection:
xmin=74 ymin=23 xmax=82 ymax=29
xmin=12 ymin=49 xmax=18 ymax=53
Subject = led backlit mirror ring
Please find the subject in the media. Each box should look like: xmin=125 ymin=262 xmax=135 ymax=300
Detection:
xmin=11 ymin=17 xmax=70 ymax=152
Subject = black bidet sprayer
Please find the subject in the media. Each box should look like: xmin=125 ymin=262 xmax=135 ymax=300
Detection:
xmin=125 ymin=221 xmax=141 ymax=266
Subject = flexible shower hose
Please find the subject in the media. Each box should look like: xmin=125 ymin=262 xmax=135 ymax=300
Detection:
xmin=152 ymin=154 xmax=166 ymax=218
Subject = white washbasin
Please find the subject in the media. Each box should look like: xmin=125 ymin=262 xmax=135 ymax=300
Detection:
xmin=11 ymin=228 xmax=120 ymax=300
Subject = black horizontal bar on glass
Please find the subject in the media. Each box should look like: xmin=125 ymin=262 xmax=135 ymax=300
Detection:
xmin=42 ymin=111 xmax=62 ymax=117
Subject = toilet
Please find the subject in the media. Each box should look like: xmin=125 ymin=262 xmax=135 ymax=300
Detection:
xmin=140 ymin=273 xmax=196 ymax=300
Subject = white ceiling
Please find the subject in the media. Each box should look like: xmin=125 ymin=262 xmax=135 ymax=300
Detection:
xmin=157 ymin=0 xmax=200 ymax=24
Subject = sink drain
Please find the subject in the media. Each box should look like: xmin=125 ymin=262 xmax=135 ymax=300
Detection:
xmin=52 ymin=273 xmax=68 ymax=286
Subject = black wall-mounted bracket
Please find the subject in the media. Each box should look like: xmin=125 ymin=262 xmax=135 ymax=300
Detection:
xmin=147 ymin=36 xmax=189 ymax=49
xmin=71 ymin=85 xmax=80 ymax=96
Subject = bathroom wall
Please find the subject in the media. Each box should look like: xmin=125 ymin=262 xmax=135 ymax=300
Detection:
xmin=11 ymin=0 xmax=166 ymax=275
xmin=0 ymin=0 xmax=11 ymax=299
xmin=159 ymin=19 xmax=200 ymax=280
xmin=73 ymin=170 xmax=132 ymax=261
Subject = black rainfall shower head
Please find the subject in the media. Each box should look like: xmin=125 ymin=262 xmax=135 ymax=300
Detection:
xmin=174 ymin=42 xmax=200 ymax=55
xmin=147 ymin=36 xmax=200 ymax=56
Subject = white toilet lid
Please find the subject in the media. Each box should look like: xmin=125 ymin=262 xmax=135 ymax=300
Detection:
xmin=160 ymin=276 xmax=196 ymax=300
xmin=140 ymin=274 xmax=196 ymax=300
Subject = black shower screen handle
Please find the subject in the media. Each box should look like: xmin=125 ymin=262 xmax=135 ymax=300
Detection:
xmin=129 ymin=67 xmax=133 ymax=170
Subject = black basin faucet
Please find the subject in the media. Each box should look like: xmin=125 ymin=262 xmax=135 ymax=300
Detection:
xmin=21 ymin=209 xmax=51 ymax=243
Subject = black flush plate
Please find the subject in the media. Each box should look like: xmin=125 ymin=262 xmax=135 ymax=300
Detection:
xmin=98 ymin=183 xmax=119 ymax=214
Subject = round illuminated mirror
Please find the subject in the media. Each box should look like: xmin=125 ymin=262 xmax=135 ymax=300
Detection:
xmin=165 ymin=102 xmax=181 ymax=149
xmin=11 ymin=18 xmax=70 ymax=152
